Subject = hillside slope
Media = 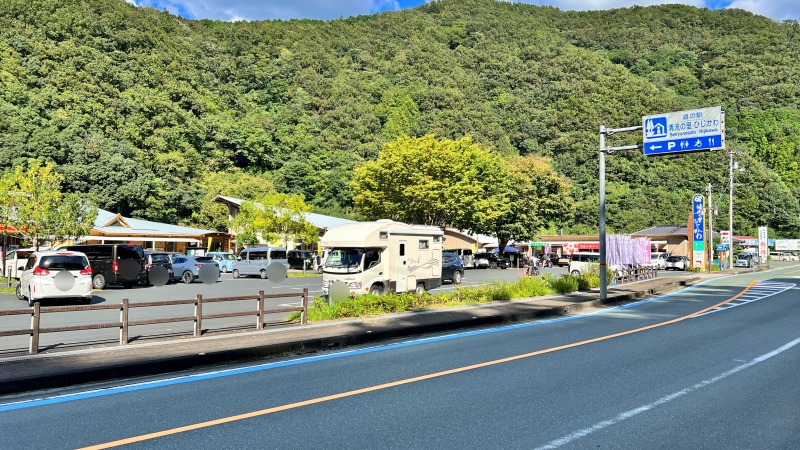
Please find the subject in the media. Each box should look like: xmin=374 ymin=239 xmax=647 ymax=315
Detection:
xmin=0 ymin=0 xmax=798 ymax=236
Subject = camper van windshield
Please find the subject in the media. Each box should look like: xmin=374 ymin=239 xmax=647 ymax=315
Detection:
xmin=325 ymin=248 xmax=364 ymax=270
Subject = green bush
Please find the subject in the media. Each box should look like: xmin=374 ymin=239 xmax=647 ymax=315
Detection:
xmin=551 ymin=276 xmax=579 ymax=294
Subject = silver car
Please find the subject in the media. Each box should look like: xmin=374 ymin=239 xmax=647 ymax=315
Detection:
xmin=170 ymin=255 xmax=219 ymax=284
xmin=734 ymin=253 xmax=756 ymax=268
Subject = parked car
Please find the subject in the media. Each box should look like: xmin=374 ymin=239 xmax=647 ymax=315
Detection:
xmin=650 ymin=252 xmax=668 ymax=269
xmin=57 ymin=244 xmax=146 ymax=289
xmin=664 ymin=255 xmax=689 ymax=271
xmin=441 ymin=252 xmax=464 ymax=285
xmin=144 ymin=251 xmax=173 ymax=285
xmin=16 ymin=250 xmax=93 ymax=306
xmin=206 ymin=251 xmax=236 ymax=273
xmin=568 ymin=252 xmax=601 ymax=276
xmin=557 ymin=254 xmax=571 ymax=267
xmin=473 ymin=253 xmax=510 ymax=269
xmin=4 ymin=249 xmax=32 ymax=280
xmin=233 ymin=247 xmax=289 ymax=279
xmin=734 ymin=253 xmax=756 ymax=268
xmin=171 ymin=255 xmax=219 ymax=284
xmin=287 ymin=250 xmax=315 ymax=270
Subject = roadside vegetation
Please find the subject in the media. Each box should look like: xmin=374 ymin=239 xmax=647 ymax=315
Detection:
xmin=288 ymin=268 xmax=610 ymax=322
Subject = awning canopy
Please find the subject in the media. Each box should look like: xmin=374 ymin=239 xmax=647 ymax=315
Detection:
xmin=79 ymin=236 xmax=202 ymax=244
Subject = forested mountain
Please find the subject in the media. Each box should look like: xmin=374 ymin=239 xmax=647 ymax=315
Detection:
xmin=1 ymin=0 xmax=799 ymax=236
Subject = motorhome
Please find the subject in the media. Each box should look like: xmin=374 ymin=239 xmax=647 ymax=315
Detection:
xmin=320 ymin=220 xmax=444 ymax=297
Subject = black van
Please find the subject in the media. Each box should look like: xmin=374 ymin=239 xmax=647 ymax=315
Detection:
xmin=287 ymin=250 xmax=315 ymax=270
xmin=58 ymin=244 xmax=146 ymax=289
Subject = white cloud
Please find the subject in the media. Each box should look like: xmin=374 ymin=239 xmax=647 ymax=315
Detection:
xmin=133 ymin=0 xmax=396 ymax=22
xmin=728 ymin=0 xmax=800 ymax=21
xmin=126 ymin=0 xmax=800 ymax=22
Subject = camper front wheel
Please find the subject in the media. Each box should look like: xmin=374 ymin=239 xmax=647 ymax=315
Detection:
xmin=415 ymin=283 xmax=426 ymax=295
xmin=369 ymin=283 xmax=384 ymax=295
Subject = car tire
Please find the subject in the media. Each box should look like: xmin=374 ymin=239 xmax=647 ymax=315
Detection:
xmin=221 ymin=266 xmax=228 ymax=274
xmin=92 ymin=273 xmax=107 ymax=290
xmin=15 ymin=284 xmax=25 ymax=301
xmin=260 ymin=269 xmax=268 ymax=279
xmin=415 ymin=283 xmax=426 ymax=295
xmin=233 ymin=269 xmax=240 ymax=279
xmin=82 ymin=296 xmax=92 ymax=305
xmin=28 ymin=291 xmax=35 ymax=307
xmin=489 ymin=262 xmax=498 ymax=269
xmin=571 ymin=270 xmax=581 ymax=276
xmin=182 ymin=271 xmax=193 ymax=284
xmin=369 ymin=283 xmax=384 ymax=295
xmin=453 ymin=271 xmax=463 ymax=285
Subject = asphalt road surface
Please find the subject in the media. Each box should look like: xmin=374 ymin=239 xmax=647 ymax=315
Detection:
xmin=1 ymin=263 xmax=798 ymax=449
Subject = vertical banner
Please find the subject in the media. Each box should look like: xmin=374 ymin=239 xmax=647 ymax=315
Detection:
xmin=692 ymin=194 xmax=705 ymax=268
xmin=758 ymin=226 xmax=768 ymax=264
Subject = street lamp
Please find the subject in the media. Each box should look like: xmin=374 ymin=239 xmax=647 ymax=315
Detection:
xmin=728 ymin=152 xmax=745 ymax=270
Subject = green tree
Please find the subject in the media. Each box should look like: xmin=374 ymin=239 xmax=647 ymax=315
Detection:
xmin=4 ymin=159 xmax=64 ymax=250
xmin=351 ymin=135 xmax=509 ymax=233
xmin=489 ymin=156 xmax=574 ymax=256
xmin=253 ymin=193 xmax=319 ymax=248
xmin=50 ymin=193 xmax=98 ymax=247
xmin=229 ymin=193 xmax=318 ymax=249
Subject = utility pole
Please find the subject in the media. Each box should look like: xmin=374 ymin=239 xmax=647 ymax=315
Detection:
xmin=728 ymin=152 xmax=734 ymax=271
xmin=706 ymin=183 xmax=713 ymax=273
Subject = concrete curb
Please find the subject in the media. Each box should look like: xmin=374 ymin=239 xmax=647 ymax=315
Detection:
xmin=0 ymin=276 xmax=701 ymax=396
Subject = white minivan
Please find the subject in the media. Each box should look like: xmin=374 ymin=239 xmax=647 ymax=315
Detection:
xmin=568 ymin=252 xmax=601 ymax=276
xmin=232 ymin=247 xmax=289 ymax=279
xmin=16 ymin=251 xmax=93 ymax=306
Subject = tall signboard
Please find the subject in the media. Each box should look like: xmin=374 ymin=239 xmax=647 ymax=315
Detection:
xmin=775 ymin=239 xmax=800 ymax=251
xmin=692 ymin=194 xmax=705 ymax=268
xmin=643 ymin=106 xmax=724 ymax=156
xmin=758 ymin=226 xmax=769 ymax=264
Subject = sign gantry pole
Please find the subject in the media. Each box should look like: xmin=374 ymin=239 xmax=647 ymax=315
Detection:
xmin=599 ymin=126 xmax=642 ymax=302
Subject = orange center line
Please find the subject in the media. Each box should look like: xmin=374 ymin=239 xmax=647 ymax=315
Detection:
xmin=79 ymin=280 xmax=758 ymax=450
xmin=786 ymin=269 xmax=800 ymax=275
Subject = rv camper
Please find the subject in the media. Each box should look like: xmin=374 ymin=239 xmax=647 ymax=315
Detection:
xmin=320 ymin=220 xmax=443 ymax=297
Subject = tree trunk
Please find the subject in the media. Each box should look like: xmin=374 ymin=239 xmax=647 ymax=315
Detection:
xmin=497 ymin=235 xmax=509 ymax=258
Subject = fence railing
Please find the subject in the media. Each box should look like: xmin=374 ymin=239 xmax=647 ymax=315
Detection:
xmin=612 ymin=265 xmax=658 ymax=285
xmin=0 ymin=289 xmax=308 ymax=355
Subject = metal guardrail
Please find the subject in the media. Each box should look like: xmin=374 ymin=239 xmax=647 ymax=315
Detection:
xmin=0 ymin=289 xmax=308 ymax=355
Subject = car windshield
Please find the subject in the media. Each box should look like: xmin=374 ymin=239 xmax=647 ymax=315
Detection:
xmin=666 ymin=256 xmax=680 ymax=262
xmin=221 ymin=254 xmax=235 ymax=260
xmin=325 ymin=248 xmax=363 ymax=269
xmin=152 ymin=255 xmax=170 ymax=264
xmin=40 ymin=255 xmax=88 ymax=270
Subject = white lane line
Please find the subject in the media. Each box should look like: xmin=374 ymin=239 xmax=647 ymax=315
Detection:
xmin=693 ymin=282 xmax=796 ymax=318
xmin=533 ymin=335 xmax=800 ymax=450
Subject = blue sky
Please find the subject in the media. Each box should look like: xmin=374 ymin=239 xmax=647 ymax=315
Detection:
xmin=126 ymin=1 xmax=800 ymax=22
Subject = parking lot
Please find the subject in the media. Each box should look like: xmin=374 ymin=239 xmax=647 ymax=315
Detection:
xmin=0 ymin=264 xmax=694 ymax=356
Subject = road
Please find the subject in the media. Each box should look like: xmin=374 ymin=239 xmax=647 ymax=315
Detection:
xmin=0 ymin=266 xmax=554 ymax=355
xmin=1 ymin=263 xmax=798 ymax=449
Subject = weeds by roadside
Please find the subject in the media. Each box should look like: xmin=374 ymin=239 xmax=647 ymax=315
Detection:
xmin=287 ymin=267 xmax=612 ymax=322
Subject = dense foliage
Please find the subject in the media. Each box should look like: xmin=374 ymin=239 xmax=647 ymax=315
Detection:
xmin=1 ymin=0 xmax=799 ymax=236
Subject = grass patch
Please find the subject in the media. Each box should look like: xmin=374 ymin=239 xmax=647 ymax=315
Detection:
xmin=287 ymin=268 xmax=613 ymax=322
xmin=287 ymin=272 xmax=322 ymax=278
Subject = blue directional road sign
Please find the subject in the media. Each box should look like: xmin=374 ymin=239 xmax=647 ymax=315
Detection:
xmin=643 ymin=106 xmax=724 ymax=156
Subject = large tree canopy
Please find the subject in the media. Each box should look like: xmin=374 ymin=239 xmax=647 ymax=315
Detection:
xmin=351 ymin=135 xmax=508 ymax=233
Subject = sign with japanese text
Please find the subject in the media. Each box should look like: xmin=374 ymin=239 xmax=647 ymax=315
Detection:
xmin=775 ymin=240 xmax=800 ymax=251
xmin=643 ymin=106 xmax=724 ymax=156
xmin=692 ymin=194 xmax=705 ymax=268
xmin=720 ymin=230 xmax=730 ymax=245
xmin=758 ymin=226 xmax=768 ymax=263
